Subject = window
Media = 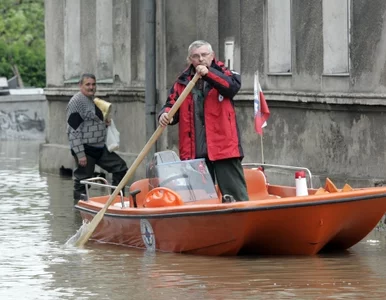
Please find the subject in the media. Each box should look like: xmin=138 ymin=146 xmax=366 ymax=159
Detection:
xmin=64 ymin=0 xmax=81 ymax=81
xmin=96 ymin=0 xmax=113 ymax=80
xmin=323 ymin=0 xmax=350 ymax=74
xmin=268 ymin=0 xmax=292 ymax=73
xmin=224 ymin=41 xmax=234 ymax=70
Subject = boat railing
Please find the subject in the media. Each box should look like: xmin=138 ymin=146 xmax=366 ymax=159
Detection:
xmin=242 ymin=163 xmax=314 ymax=189
xmin=80 ymin=177 xmax=126 ymax=208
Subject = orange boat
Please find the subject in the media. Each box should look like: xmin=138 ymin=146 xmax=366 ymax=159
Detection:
xmin=74 ymin=151 xmax=386 ymax=256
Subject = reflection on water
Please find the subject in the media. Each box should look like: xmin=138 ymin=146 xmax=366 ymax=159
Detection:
xmin=1 ymin=141 xmax=386 ymax=299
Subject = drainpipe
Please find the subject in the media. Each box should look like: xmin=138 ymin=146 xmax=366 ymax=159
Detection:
xmin=145 ymin=0 xmax=156 ymax=159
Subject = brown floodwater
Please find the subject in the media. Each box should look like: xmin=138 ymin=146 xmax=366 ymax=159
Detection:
xmin=1 ymin=140 xmax=386 ymax=300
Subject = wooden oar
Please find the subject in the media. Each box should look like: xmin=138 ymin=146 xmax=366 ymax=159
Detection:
xmin=73 ymin=72 xmax=200 ymax=247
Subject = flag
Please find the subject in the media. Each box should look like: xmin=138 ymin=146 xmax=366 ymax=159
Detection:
xmin=254 ymin=72 xmax=270 ymax=135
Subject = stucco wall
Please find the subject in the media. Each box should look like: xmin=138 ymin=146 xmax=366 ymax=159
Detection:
xmin=42 ymin=0 xmax=386 ymax=188
xmin=235 ymin=93 xmax=386 ymax=188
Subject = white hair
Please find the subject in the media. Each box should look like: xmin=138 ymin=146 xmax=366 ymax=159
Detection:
xmin=186 ymin=40 xmax=213 ymax=63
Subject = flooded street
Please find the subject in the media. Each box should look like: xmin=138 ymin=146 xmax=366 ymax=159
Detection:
xmin=1 ymin=140 xmax=386 ymax=299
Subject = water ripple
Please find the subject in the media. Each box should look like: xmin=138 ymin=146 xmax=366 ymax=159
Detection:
xmin=1 ymin=141 xmax=386 ymax=300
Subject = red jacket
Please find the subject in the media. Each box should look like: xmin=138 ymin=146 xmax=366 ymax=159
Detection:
xmin=159 ymin=60 xmax=244 ymax=161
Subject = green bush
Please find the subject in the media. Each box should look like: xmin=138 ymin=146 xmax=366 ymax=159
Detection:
xmin=0 ymin=0 xmax=45 ymax=88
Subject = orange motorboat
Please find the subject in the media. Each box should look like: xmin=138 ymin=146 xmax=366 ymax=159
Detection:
xmin=75 ymin=151 xmax=386 ymax=256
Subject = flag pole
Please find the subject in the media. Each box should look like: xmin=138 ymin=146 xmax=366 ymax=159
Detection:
xmin=255 ymin=70 xmax=265 ymax=164
xmin=260 ymin=134 xmax=264 ymax=163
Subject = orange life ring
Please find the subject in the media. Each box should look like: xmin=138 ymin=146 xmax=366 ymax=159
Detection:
xmin=144 ymin=187 xmax=184 ymax=208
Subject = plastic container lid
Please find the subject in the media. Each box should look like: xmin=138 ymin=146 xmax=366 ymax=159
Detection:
xmin=295 ymin=171 xmax=306 ymax=179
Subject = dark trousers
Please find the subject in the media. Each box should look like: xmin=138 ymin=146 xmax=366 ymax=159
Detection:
xmin=205 ymin=157 xmax=249 ymax=201
xmin=72 ymin=145 xmax=128 ymax=200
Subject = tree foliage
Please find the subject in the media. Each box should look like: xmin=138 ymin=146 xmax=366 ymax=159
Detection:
xmin=0 ymin=0 xmax=45 ymax=88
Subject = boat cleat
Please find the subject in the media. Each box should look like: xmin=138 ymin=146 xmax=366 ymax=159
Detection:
xmin=222 ymin=194 xmax=236 ymax=203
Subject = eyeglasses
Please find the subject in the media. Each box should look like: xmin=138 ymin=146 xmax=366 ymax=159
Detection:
xmin=190 ymin=52 xmax=211 ymax=60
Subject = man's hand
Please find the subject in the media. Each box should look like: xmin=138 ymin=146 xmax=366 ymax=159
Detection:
xmin=78 ymin=156 xmax=87 ymax=167
xmin=105 ymin=119 xmax=111 ymax=126
xmin=159 ymin=112 xmax=173 ymax=127
xmin=196 ymin=65 xmax=208 ymax=76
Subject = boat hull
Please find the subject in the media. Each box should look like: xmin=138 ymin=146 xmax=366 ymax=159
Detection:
xmin=75 ymin=187 xmax=386 ymax=256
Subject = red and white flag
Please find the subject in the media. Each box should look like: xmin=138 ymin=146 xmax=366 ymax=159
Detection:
xmin=254 ymin=72 xmax=270 ymax=135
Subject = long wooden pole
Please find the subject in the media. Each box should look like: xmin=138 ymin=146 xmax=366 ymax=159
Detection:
xmin=260 ymin=134 xmax=264 ymax=163
xmin=73 ymin=73 xmax=200 ymax=247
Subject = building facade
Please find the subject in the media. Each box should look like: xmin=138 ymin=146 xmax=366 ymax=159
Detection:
xmin=42 ymin=0 xmax=386 ymax=187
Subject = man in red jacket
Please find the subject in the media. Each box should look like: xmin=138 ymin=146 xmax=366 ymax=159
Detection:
xmin=158 ymin=40 xmax=249 ymax=202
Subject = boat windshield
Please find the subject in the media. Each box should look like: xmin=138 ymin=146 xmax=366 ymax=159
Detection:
xmin=150 ymin=159 xmax=218 ymax=202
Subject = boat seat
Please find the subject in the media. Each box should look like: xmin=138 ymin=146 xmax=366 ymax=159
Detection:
xmin=244 ymin=168 xmax=277 ymax=200
xmin=144 ymin=187 xmax=184 ymax=208
xmin=129 ymin=178 xmax=151 ymax=207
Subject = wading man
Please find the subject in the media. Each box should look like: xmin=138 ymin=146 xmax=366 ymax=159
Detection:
xmin=66 ymin=73 xmax=127 ymax=201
